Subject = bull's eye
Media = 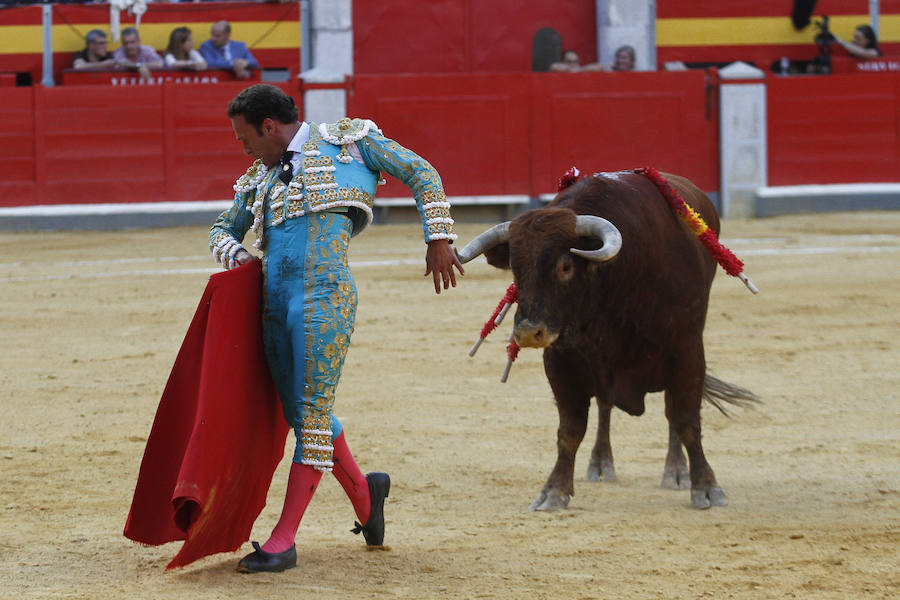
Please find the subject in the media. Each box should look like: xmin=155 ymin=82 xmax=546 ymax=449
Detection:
xmin=555 ymin=255 xmax=575 ymax=282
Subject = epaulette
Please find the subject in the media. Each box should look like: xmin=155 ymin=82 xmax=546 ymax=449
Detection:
xmin=233 ymin=159 xmax=268 ymax=194
xmin=318 ymin=118 xmax=382 ymax=146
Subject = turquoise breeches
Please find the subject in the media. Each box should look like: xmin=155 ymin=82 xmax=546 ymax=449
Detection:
xmin=262 ymin=211 xmax=357 ymax=470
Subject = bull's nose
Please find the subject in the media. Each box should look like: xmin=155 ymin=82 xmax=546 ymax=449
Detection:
xmin=514 ymin=319 xmax=559 ymax=348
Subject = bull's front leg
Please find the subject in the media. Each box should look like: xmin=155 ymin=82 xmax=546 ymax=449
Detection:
xmin=529 ymin=396 xmax=589 ymax=511
xmin=586 ymin=402 xmax=617 ymax=482
xmin=531 ymin=351 xmax=591 ymax=511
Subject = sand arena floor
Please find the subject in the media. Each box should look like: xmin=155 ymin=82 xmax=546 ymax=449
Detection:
xmin=0 ymin=212 xmax=897 ymax=599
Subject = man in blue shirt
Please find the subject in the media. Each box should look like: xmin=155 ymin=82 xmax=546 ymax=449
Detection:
xmin=200 ymin=20 xmax=259 ymax=79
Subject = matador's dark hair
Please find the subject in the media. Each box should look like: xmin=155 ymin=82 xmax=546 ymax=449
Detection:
xmin=227 ymin=84 xmax=299 ymax=134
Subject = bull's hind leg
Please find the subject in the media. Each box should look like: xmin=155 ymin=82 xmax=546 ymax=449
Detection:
xmin=665 ymin=370 xmax=726 ymax=509
xmin=530 ymin=352 xmax=590 ymax=511
xmin=660 ymin=424 xmax=690 ymax=489
xmin=586 ymin=402 xmax=617 ymax=482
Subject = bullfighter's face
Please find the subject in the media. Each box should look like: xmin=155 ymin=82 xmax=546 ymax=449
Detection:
xmin=231 ymin=114 xmax=283 ymax=168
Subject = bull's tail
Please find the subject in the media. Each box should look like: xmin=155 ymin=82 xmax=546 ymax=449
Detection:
xmin=703 ymin=375 xmax=761 ymax=418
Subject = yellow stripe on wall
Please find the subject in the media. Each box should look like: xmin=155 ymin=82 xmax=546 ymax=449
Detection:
xmin=0 ymin=25 xmax=44 ymax=54
xmin=0 ymin=21 xmax=299 ymax=55
xmin=659 ymin=14 xmax=900 ymax=46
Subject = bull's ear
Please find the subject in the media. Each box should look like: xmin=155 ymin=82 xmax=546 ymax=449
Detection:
xmin=483 ymin=243 xmax=511 ymax=269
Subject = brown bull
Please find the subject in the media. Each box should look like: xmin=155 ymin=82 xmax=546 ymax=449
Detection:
xmin=457 ymin=170 xmax=757 ymax=510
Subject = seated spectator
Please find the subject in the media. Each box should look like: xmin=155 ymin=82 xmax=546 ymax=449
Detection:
xmin=164 ymin=27 xmax=207 ymax=71
xmin=199 ymin=20 xmax=259 ymax=80
xmin=833 ymin=24 xmax=882 ymax=59
xmin=73 ymin=29 xmax=116 ymax=70
xmin=548 ymin=50 xmax=604 ymax=72
xmin=113 ymin=27 xmax=164 ymax=82
xmin=611 ymin=45 xmax=636 ymax=71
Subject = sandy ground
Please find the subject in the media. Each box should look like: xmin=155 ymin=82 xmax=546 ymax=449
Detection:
xmin=0 ymin=212 xmax=898 ymax=599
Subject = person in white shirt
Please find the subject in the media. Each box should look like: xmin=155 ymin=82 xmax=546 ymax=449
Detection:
xmin=163 ymin=27 xmax=207 ymax=71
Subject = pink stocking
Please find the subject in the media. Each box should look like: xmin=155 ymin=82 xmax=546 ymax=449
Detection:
xmin=331 ymin=431 xmax=371 ymax=525
xmin=261 ymin=462 xmax=322 ymax=554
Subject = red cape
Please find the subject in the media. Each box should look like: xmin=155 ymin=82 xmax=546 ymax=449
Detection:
xmin=123 ymin=259 xmax=290 ymax=569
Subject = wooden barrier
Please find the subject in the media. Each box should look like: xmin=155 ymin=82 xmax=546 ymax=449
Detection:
xmin=527 ymin=69 xmax=718 ymax=195
xmin=4 ymin=71 xmax=900 ymax=209
xmin=766 ymin=71 xmax=900 ymax=186
xmin=349 ymin=70 xmax=719 ymax=198
xmin=3 ymin=81 xmax=299 ymax=206
xmin=0 ymin=87 xmax=36 ymax=206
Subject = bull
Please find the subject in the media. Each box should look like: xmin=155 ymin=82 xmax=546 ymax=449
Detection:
xmin=457 ymin=170 xmax=757 ymax=510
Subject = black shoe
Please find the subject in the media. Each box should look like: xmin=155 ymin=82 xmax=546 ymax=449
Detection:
xmin=351 ymin=472 xmax=390 ymax=546
xmin=236 ymin=541 xmax=297 ymax=573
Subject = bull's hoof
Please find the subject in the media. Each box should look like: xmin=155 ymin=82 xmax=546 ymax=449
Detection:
xmin=690 ymin=485 xmax=727 ymax=509
xmin=661 ymin=465 xmax=690 ymax=490
xmin=586 ymin=459 xmax=617 ymax=483
xmin=528 ymin=489 xmax=570 ymax=512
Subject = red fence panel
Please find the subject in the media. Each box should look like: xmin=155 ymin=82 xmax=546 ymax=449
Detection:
xmin=0 ymin=81 xmax=299 ymax=207
xmin=349 ymin=73 xmax=532 ymax=198
xmin=163 ymin=81 xmax=300 ymax=202
xmin=529 ymin=70 xmax=719 ymax=195
xmin=0 ymin=87 xmax=36 ymax=206
xmin=349 ymin=71 xmax=717 ymax=199
xmin=767 ymin=72 xmax=900 ymax=185
xmin=6 ymin=71 xmax=900 ymax=209
xmin=35 ymin=85 xmax=166 ymax=204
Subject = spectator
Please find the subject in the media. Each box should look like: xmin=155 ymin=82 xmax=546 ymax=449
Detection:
xmin=611 ymin=45 xmax=636 ymax=71
xmin=164 ymin=27 xmax=207 ymax=71
xmin=548 ymin=50 xmax=604 ymax=72
xmin=73 ymin=29 xmax=116 ymax=70
xmin=200 ymin=20 xmax=259 ymax=79
xmin=834 ymin=24 xmax=882 ymax=59
xmin=113 ymin=27 xmax=164 ymax=82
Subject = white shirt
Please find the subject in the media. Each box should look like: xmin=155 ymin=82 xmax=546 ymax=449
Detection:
xmin=163 ymin=49 xmax=206 ymax=68
xmin=284 ymin=122 xmax=310 ymax=176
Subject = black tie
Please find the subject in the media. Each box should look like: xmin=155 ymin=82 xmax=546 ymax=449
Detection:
xmin=278 ymin=151 xmax=294 ymax=185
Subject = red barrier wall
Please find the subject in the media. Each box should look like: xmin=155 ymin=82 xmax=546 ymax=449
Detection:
xmin=350 ymin=73 xmax=532 ymax=198
xmin=528 ymin=70 xmax=718 ymax=194
xmin=2 ymin=82 xmax=299 ymax=206
xmin=5 ymin=72 xmax=900 ymax=208
xmin=0 ymin=87 xmax=36 ymax=205
xmin=767 ymin=72 xmax=900 ymax=185
xmin=349 ymin=70 xmax=719 ymax=198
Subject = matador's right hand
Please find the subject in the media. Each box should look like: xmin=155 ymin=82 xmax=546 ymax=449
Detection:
xmin=234 ymin=249 xmax=254 ymax=266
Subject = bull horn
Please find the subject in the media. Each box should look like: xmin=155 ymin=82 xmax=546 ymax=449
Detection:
xmin=455 ymin=221 xmax=511 ymax=264
xmin=570 ymin=215 xmax=622 ymax=262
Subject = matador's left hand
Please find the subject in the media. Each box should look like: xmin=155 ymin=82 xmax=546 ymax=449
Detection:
xmin=425 ymin=239 xmax=465 ymax=294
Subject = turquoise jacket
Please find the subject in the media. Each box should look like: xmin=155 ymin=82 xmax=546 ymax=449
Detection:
xmin=210 ymin=118 xmax=456 ymax=266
